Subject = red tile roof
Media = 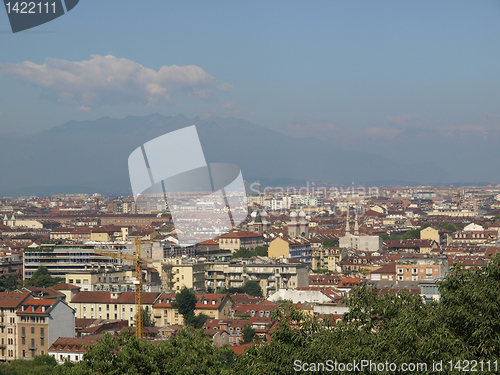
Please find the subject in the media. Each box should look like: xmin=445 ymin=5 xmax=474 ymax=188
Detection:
xmin=219 ymin=231 xmax=263 ymax=239
xmin=0 ymin=291 xmax=30 ymax=308
xmin=17 ymin=298 xmax=57 ymax=315
xmin=71 ymin=291 xmax=159 ymax=305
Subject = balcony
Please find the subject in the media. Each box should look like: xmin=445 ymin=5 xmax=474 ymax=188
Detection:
xmin=0 ymin=322 xmax=5 ymax=327
xmin=28 ymin=345 xmax=37 ymax=350
xmin=20 ymin=333 xmax=26 ymax=338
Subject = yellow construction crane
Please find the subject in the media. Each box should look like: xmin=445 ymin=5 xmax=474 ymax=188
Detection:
xmin=93 ymin=238 xmax=152 ymax=338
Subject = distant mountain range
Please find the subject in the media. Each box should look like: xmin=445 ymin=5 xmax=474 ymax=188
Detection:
xmin=0 ymin=114 xmax=496 ymax=196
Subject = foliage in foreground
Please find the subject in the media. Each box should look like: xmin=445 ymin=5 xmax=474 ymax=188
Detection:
xmin=5 ymin=255 xmax=500 ymax=374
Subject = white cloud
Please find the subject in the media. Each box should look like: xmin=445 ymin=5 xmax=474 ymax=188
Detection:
xmin=1 ymin=55 xmax=232 ymax=110
xmin=386 ymin=113 xmax=426 ymax=129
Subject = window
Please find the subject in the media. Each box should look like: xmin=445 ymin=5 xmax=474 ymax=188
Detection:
xmin=31 ymin=327 xmax=35 ymax=334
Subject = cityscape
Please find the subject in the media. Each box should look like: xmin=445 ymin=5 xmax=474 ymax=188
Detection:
xmin=1 ymin=1 xmax=500 ymax=374
xmin=0 ymin=185 xmax=499 ymax=366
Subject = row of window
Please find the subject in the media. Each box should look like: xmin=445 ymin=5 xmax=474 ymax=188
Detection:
xmin=82 ymin=313 xmax=134 ymax=320
xmin=80 ymin=304 xmax=134 ymax=312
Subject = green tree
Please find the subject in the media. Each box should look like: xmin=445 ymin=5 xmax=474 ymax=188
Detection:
xmin=242 ymin=324 xmax=256 ymax=344
xmin=25 ymin=266 xmax=63 ymax=288
xmin=437 ymin=254 xmax=500 ymax=358
xmin=135 ymin=306 xmax=155 ymax=327
xmin=438 ymin=222 xmax=459 ymax=232
xmin=254 ymin=246 xmax=268 ymax=257
xmin=231 ymin=247 xmax=254 ymax=259
xmin=241 ymin=280 xmax=263 ymax=298
xmin=172 ymin=286 xmax=197 ymax=324
xmin=0 ymin=272 xmax=21 ymax=292
xmin=322 ymin=239 xmax=337 ymax=247
xmin=189 ymin=313 xmax=210 ymax=329
xmin=68 ymin=328 xmax=235 ymax=375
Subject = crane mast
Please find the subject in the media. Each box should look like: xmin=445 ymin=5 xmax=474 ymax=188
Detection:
xmin=92 ymin=238 xmax=152 ymax=339
xmin=135 ymin=237 xmax=143 ymax=338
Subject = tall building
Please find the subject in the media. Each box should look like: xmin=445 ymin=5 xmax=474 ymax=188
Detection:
xmin=0 ymin=291 xmax=31 ymax=361
xmin=16 ymin=298 xmax=75 ymax=359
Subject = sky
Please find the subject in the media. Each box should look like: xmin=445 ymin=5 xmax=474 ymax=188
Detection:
xmin=1 ymin=0 xmax=500 ymax=141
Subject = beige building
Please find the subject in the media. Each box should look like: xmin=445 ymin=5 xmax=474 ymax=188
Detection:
xmin=396 ymin=257 xmax=448 ymax=282
xmin=268 ymin=237 xmax=311 ymax=263
xmin=152 ymin=293 xmax=233 ymax=327
xmin=420 ymin=227 xmax=440 ymax=244
xmin=70 ymin=291 xmax=159 ymax=326
xmin=205 ymin=258 xmax=309 ymax=297
xmin=311 ymin=247 xmax=342 ymax=271
xmin=157 ymin=258 xmax=205 ymax=293
xmin=0 ymin=291 xmax=31 ymax=361
xmin=218 ymin=231 xmax=264 ymax=253
xmin=17 ymin=298 xmax=75 ymax=359
xmin=65 ymin=268 xmax=162 ymax=293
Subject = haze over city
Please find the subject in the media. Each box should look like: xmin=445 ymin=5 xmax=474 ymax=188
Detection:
xmin=1 ymin=1 xmax=500 ymax=193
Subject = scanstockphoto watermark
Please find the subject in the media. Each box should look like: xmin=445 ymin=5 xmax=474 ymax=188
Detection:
xmin=294 ymin=360 xmax=428 ymax=373
xmin=293 ymin=359 xmax=499 ymax=373
xmin=248 ymin=181 xmax=380 ymax=216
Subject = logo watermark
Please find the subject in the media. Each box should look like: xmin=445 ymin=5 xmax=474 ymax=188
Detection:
xmin=3 ymin=0 xmax=79 ymax=33
xmin=128 ymin=125 xmax=248 ymax=247
xmin=248 ymin=181 xmax=380 ymax=217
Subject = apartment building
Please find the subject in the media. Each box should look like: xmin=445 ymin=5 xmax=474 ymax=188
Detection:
xmin=152 ymin=293 xmax=233 ymax=327
xmin=268 ymin=237 xmax=312 ymax=264
xmin=64 ymin=267 xmax=162 ymax=293
xmin=0 ymin=291 xmax=31 ymax=361
xmin=311 ymin=247 xmax=342 ymax=271
xmin=218 ymin=232 xmax=264 ymax=253
xmin=23 ymin=243 xmax=135 ymax=280
xmin=339 ymin=233 xmax=382 ymax=252
xmin=70 ymin=291 xmax=159 ymax=326
xmin=157 ymin=258 xmax=205 ymax=293
xmin=205 ymin=258 xmax=309 ymax=297
xmin=16 ymin=298 xmax=75 ymax=359
xmin=396 ymin=257 xmax=449 ymax=281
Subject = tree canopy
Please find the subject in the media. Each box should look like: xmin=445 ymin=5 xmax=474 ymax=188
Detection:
xmin=241 ymin=280 xmax=263 ymax=298
xmin=25 ymin=266 xmax=63 ymax=288
xmin=6 ymin=255 xmax=500 ymax=374
xmin=171 ymin=286 xmax=197 ymax=323
xmin=231 ymin=246 xmax=269 ymax=259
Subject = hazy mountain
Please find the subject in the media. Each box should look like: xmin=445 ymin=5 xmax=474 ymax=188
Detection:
xmin=0 ymin=114 xmax=489 ymax=196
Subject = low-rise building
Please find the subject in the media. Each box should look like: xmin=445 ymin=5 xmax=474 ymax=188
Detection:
xmin=70 ymin=291 xmax=159 ymax=326
xmin=152 ymin=293 xmax=233 ymax=327
xmin=218 ymin=232 xmax=264 ymax=253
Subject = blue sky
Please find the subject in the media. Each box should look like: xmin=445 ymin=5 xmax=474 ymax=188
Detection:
xmin=1 ymin=0 xmax=500 ymax=140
